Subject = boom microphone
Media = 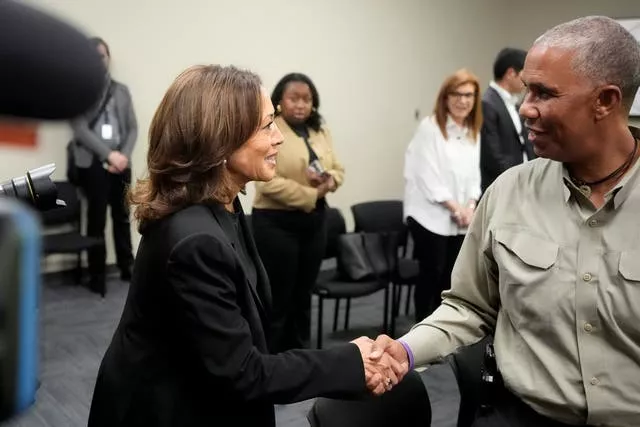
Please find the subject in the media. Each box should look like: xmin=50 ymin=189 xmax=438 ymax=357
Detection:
xmin=0 ymin=0 xmax=106 ymax=120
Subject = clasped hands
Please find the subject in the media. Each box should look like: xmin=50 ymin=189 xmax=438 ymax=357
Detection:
xmin=107 ymin=150 xmax=129 ymax=174
xmin=451 ymin=203 xmax=475 ymax=228
xmin=351 ymin=334 xmax=410 ymax=396
xmin=305 ymin=169 xmax=336 ymax=198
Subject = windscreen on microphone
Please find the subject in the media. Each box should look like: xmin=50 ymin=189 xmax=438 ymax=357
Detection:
xmin=0 ymin=0 xmax=106 ymax=120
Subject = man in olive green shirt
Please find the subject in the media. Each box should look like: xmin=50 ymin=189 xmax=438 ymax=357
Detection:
xmin=373 ymin=16 xmax=640 ymax=427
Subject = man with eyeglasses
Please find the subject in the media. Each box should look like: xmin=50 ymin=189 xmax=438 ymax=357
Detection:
xmin=480 ymin=47 xmax=534 ymax=193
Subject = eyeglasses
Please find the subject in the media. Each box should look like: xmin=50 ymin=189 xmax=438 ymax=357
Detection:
xmin=449 ymin=91 xmax=476 ymax=100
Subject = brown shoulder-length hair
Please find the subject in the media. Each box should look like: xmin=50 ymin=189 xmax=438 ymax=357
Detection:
xmin=129 ymin=65 xmax=262 ymax=227
xmin=433 ymin=68 xmax=482 ymax=141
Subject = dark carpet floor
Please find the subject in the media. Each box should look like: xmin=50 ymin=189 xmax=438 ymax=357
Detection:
xmin=2 ymin=273 xmax=460 ymax=427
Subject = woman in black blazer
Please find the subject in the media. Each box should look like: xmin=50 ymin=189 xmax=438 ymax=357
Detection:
xmin=87 ymin=65 xmax=408 ymax=427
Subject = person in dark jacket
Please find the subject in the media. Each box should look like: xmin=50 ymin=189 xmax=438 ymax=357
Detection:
xmin=87 ymin=64 xmax=407 ymax=427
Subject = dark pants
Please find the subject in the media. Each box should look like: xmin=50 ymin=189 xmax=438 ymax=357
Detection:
xmin=252 ymin=208 xmax=327 ymax=353
xmin=472 ymin=387 xmax=591 ymax=427
xmin=77 ymin=158 xmax=133 ymax=287
xmin=407 ymin=217 xmax=464 ymax=322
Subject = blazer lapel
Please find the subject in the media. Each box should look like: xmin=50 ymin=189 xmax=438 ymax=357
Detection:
xmin=236 ymin=199 xmax=272 ymax=314
xmin=489 ymin=87 xmax=520 ymax=140
xmin=518 ymin=117 xmax=536 ymax=160
xmin=115 ymin=85 xmax=128 ymax=135
xmin=208 ymin=201 xmax=268 ymax=320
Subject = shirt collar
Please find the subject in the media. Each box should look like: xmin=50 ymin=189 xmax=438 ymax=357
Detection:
xmin=446 ymin=115 xmax=467 ymax=133
xmin=561 ymin=126 xmax=640 ymax=208
xmin=490 ymin=81 xmax=519 ymax=106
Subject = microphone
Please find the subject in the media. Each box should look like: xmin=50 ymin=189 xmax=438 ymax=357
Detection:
xmin=0 ymin=0 xmax=106 ymax=120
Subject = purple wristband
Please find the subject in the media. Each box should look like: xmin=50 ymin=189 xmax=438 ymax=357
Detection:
xmin=398 ymin=340 xmax=415 ymax=370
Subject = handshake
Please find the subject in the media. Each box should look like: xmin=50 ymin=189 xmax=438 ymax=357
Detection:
xmin=351 ymin=334 xmax=410 ymax=396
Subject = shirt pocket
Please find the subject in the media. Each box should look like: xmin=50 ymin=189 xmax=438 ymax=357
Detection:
xmin=618 ymin=251 xmax=640 ymax=282
xmin=614 ymin=251 xmax=640 ymax=340
xmin=493 ymin=228 xmax=560 ymax=330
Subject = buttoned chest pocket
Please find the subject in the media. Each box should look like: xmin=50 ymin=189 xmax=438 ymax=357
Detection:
xmin=614 ymin=251 xmax=640 ymax=340
xmin=493 ymin=228 xmax=561 ymax=330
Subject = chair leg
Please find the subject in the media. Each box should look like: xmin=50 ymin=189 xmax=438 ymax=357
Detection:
xmin=333 ymin=299 xmax=340 ymax=332
xmin=405 ymin=284 xmax=413 ymax=315
xmin=317 ymin=296 xmax=324 ymax=349
xmin=382 ymin=285 xmax=389 ymax=333
xmin=390 ymin=284 xmax=397 ymax=338
xmin=75 ymin=252 xmax=83 ymax=285
xmin=393 ymin=283 xmax=402 ymax=314
xmin=344 ymin=298 xmax=351 ymax=330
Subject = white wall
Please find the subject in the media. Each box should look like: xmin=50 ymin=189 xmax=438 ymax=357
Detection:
xmin=3 ymin=0 xmax=510 ymax=271
xmin=5 ymin=1 xmax=639 ymax=272
xmin=505 ymin=0 xmax=640 ymax=128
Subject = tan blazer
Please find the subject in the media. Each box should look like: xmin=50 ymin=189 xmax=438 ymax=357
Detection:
xmin=253 ymin=116 xmax=345 ymax=213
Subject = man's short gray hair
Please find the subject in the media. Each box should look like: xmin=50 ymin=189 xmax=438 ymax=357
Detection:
xmin=534 ymin=16 xmax=640 ymax=112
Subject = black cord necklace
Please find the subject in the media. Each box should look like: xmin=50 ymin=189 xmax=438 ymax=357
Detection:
xmin=570 ymin=138 xmax=639 ymax=190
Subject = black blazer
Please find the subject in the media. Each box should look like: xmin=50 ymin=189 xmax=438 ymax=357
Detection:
xmin=87 ymin=200 xmax=366 ymax=427
xmin=480 ymin=86 xmax=535 ymax=192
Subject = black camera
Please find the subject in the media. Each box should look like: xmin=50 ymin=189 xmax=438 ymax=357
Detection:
xmin=0 ymin=164 xmax=65 ymax=211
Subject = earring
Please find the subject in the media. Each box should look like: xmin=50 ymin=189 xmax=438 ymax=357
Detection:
xmin=223 ymin=159 xmax=227 ymax=165
xmin=276 ymin=105 xmax=282 ymax=113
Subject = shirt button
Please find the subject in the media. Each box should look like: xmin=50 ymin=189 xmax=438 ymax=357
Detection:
xmin=584 ymin=323 xmax=593 ymax=333
xmin=588 ymin=219 xmax=598 ymax=227
xmin=582 ymin=273 xmax=593 ymax=282
xmin=590 ymin=377 xmax=599 ymax=386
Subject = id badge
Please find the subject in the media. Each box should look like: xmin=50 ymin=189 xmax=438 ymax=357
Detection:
xmin=101 ymin=124 xmax=113 ymax=140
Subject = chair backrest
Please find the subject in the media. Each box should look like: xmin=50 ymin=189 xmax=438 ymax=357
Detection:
xmin=307 ymin=370 xmax=431 ymax=427
xmin=336 ymin=230 xmax=401 ymax=282
xmin=324 ymin=207 xmax=347 ymax=260
xmin=351 ymin=200 xmax=404 ymax=233
xmin=40 ymin=181 xmax=81 ymax=227
xmin=448 ymin=336 xmax=493 ymax=427
xmin=351 ymin=200 xmax=409 ymax=254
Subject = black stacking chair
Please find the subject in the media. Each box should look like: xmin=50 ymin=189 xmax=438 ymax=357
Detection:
xmin=448 ymin=336 xmax=493 ymax=427
xmin=312 ymin=208 xmax=392 ymax=348
xmin=351 ymin=200 xmax=419 ymax=337
xmin=40 ymin=181 xmax=105 ymax=294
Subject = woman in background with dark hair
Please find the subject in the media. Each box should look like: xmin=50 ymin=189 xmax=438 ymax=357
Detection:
xmin=252 ymin=73 xmax=345 ymax=353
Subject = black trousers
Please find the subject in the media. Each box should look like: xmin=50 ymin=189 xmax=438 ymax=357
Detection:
xmin=252 ymin=207 xmax=327 ymax=353
xmin=407 ymin=217 xmax=464 ymax=322
xmin=472 ymin=386 xmax=592 ymax=427
xmin=77 ymin=158 xmax=133 ymax=285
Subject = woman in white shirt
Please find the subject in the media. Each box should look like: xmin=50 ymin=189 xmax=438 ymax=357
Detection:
xmin=403 ymin=68 xmax=482 ymax=322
